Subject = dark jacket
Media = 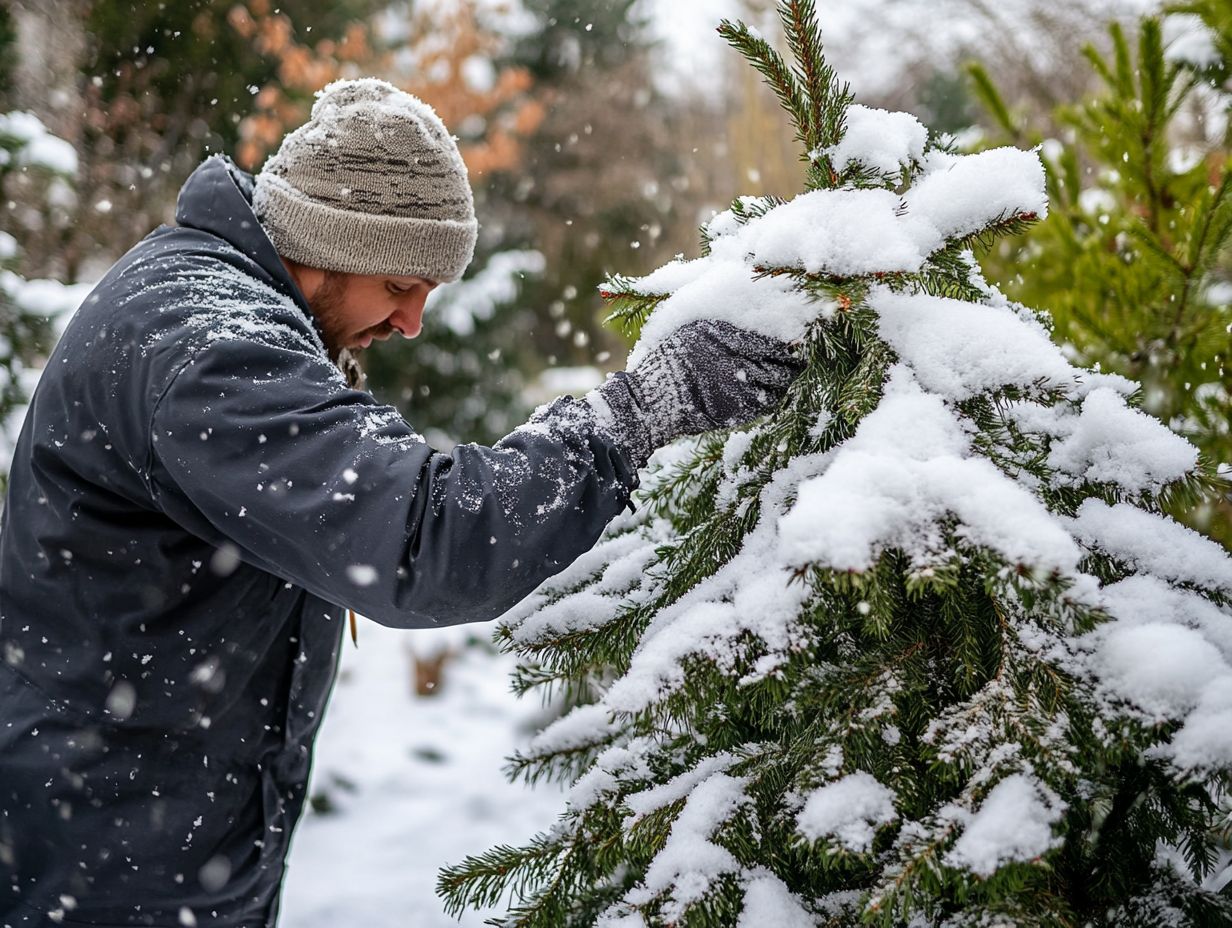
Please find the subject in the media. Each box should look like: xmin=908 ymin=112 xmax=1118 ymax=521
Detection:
xmin=0 ymin=156 xmax=636 ymax=927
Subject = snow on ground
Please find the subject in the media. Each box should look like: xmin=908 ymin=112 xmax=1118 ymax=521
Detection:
xmin=281 ymin=621 xmax=563 ymax=927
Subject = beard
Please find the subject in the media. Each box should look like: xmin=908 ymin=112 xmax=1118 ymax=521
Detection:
xmin=306 ymin=271 xmax=352 ymax=361
xmin=308 ymin=271 xmax=368 ymax=391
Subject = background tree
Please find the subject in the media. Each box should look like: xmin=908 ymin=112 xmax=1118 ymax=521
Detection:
xmin=969 ymin=11 xmax=1232 ymax=547
xmin=480 ymin=0 xmax=692 ymax=374
xmin=0 ymin=111 xmax=91 ymax=488
xmin=439 ymin=2 xmax=1232 ymax=925
xmin=65 ymin=0 xmax=383 ymax=276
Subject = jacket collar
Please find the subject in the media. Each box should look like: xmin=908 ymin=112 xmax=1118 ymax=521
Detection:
xmin=174 ymin=155 xmax=308 ymax=310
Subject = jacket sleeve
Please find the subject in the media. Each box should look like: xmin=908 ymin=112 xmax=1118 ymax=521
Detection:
xmin=146 ymin=330 xmax=638 ymax=628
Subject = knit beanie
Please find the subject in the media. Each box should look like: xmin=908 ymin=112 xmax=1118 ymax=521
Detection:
xmin=252 ymin=78 xmax=477 ymax=283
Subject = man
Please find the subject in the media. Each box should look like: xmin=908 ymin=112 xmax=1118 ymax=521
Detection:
xmin=0 ymin=79 xmax=800 ymax=926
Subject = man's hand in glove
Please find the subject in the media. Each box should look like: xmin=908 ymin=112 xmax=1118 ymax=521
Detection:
xmin=583 ymin=319 xmax=805 ymax=468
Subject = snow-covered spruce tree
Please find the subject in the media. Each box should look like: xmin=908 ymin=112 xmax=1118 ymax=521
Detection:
xmin=439 ymin=3 xmax=1232 ymax=926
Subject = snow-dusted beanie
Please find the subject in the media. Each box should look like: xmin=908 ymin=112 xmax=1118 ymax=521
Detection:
xmin=252 ymin=78 xmax=477 ymax=283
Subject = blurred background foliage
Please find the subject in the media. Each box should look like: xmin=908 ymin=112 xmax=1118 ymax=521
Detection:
xmin=970 ymin=4 xmax=1232 ymax=545
xmin=0 ymin=0 xmax=1228 ymax=542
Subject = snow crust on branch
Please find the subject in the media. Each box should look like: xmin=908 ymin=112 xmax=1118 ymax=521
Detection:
xmin=779 ymin=367 xmax=1082 ymax=573
xmin=621 ymin=772 xmax=750 ymax=920
xmin=1046 ymin=388 xmax=1199 ymax=491
xmin=903 ymin=147 xmax=1047 ymax=239
xmin=1069 ymin=500 xmax=1232 ymax=592
xmin=735 ymin=870 xmax=817 ymax=928
xmin=821 ymin=104 xmax=927 ymax=175
xmin=796 ymin=771 xmax=898 ymax=852
xmin=1081 ymin=574 xmax=1232 ymax=769
xmin=626 ymin=145 xmax=1049 ymax=368
xmin=942 ymin=773 xmax=1065 ymax=877
xmin=872 ymin=289 xmax=1077 ymax=400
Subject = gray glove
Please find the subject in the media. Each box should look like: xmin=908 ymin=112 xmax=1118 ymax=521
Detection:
xmin=585 ymin=319 xmax=804 ymax=468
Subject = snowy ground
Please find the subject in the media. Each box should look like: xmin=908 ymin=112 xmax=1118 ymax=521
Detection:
xmin=280 ymin=621 xmax=564 ymax=927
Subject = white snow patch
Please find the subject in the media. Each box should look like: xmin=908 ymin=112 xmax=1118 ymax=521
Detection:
xmin=281 ymin=624 xmax=566 ymax=927
xmin=627 ymin=260 xmax=814 ymax=369
xmin=525 ymin=703 xmax=618 ymax=757
xmin=797 ymin=771 xmax=898 ymax=852
xmin=1068 ymin=500 xmax=1232 ymax=592
xmin=736 ymin=869 xmax=816 ymax=928
xmin=623 ymin=773 xmax=749 ymax=920
xmin=825 ymin=104 xmax=927 ymax=175
xmin=873 ymin=288 xmax=1077 ymax=400
xmin=721 ymin=188 xmax=932 ymax=277
xmin=1097 ymin=623 xmax=1230 ymax=718
xmin=904 ymin=146 xmax=1048 ymax=239
xmin=1101 ymin=575 xmax=1232 ymax=658
xmin=779 ymin=368 xmax=1081 ymax=573
xmin=1171 ymin=677 xmax=1232 ymax=770
xmin=625 ymin=754 xmax=737 ymax=825
xmin=1047 ymin=388 xmax=1197 ymax=491
xmin=944 ymin=773 xmax=1064 ymax=877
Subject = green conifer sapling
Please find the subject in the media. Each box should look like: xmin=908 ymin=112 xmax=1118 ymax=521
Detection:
xmin=440 ymin=3 xmax=1232 ymax=925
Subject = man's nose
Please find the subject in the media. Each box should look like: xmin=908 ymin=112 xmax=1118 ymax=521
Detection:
xmin=391 ymin=301 xmax=425 ymax=339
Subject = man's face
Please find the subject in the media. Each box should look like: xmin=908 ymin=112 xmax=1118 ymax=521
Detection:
xmin=308 ymin=271 xmax=439 ymax=358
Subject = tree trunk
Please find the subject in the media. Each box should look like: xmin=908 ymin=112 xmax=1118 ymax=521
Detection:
xmin=9 ymin=0 xmax=88 ymax=145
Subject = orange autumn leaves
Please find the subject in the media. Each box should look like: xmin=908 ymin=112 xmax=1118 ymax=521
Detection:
xmin=228 ymin=0 xmax=545 ymax=177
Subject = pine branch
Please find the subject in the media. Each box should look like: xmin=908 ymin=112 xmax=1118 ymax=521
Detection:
xmin=506 ymin=736 xmax=616 ymax=788
xmin=717 ymin=18 xmax=811 ymax=151
xmin=940 ymin=210 xmax=1043 ymax=256
xmin=599 ymin=277 xmax=670 ymax=340
xmin=781 ymin=0 xmax=830 ymax=152
xmin=437 ymin=835 xmax=564 ymax=917
xmin=965 ymin=62 xmax=1020 ymax=141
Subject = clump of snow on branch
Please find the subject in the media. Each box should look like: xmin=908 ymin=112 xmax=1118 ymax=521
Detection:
xmin=821 ymin=104 xmax=926 ymax=175
xmin=943 ymin=774 xmax=1065 ymax=877
xmin=796 ymin=771 xmax=898 ymax=852
xmin=903 ymin=147 xmax=1047 ymax=239
xmin=872 ymin=289 xmax=1077 ymax=400
xmin=626 ymin=146 xmax=1047 ymax=368
xmin=779 ymin=368 xmax=1081 ymax=574
xmin=1068 ymin=500 xmax=1232 ymax=592
xmin=1046 ymin=388 xmax=1198 ymax=491
xmin=620 ymin=773 xmax=750 ymax=920
xmin=735 ymin=871 xmax=816 ymax=928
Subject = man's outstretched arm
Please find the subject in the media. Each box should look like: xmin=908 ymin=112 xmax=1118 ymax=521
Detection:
xmin=148 ymin=320 xmax=799 ymax=628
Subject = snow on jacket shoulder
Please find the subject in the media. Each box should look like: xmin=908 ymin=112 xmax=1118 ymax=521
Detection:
xmin=148 ymin=230 xmax=635 ymax=630
xmin=0 ymin=155 xmax=636 ymax=928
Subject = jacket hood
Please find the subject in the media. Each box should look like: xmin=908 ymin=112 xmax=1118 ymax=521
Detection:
xmin=175 ymin=154 xmax=307 ymax=310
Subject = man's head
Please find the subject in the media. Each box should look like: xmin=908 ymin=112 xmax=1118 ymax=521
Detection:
xmin=251 ymin=78 xmax=476 ymax=356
